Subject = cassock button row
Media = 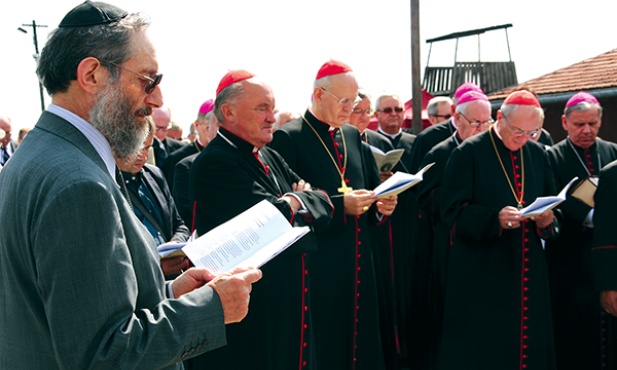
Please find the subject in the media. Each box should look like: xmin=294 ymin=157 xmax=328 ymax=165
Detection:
xmin=345 ymin=178 xmax=350 ymax=183
xmin=304 ymin=324 xmax=308 ymax=329
xmin=339 ymin=154 xmax=343 ymax=159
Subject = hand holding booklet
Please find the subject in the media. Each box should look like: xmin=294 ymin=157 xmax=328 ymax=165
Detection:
xmin=175 ymin=200 xmax=309 ymax=275
xmin=369 ymin=146 xmax=405 ymax=172
xmin=371 ymin=162 xmax=435 ymax=198
xmin=519 ymin=177 xmax=578 ymax=218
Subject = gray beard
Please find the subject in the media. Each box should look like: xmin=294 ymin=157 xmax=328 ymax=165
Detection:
xmin=89 ymin=83 xmax=149 ymax=162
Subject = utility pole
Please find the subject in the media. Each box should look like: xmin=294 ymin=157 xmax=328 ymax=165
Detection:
xmin=18 ymin=20 xmax=48 ymax=112
xmin=410 ymin=0 xmax=422 ymax=134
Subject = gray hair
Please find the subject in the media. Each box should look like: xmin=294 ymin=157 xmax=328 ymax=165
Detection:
xmin=36 ymin=13 xmax=151 ymax=95
xmin=455 ymin=99 xmax=491 ymax=115
xmin=214 ymin=83 xmax=245 ymax=125
xmin=500 ymin=104 xmax=544 ymax=123
xmin=427 ymin=96 xmax=453 ymax=116
xmin=374 ymin=93 xmax=403 ymax=112
xmin=564 ymin=101 xmax=603 ymax=118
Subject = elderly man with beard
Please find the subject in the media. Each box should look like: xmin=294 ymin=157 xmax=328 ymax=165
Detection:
xmin=0 ymin=2 xmax=261 ymax=369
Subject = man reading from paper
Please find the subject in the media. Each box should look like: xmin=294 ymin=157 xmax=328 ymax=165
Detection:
xmin=438 ymin=90 xmax=559 ymax=369
xmin=189 ymin=70 xmax=334 ymax=370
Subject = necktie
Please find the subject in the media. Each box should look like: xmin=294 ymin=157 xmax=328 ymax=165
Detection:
xmin=136 ymin=181 xmax=166 ymax=245
xmin=0 ymin=146 xmax=9 ymax=165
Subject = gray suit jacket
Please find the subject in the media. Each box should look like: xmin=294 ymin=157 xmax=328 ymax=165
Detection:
xmin=0 ymin=111 xmax=226 ymax=369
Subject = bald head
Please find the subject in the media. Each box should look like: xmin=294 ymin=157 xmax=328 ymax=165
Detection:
xmin=0 ymin=115 xmax=12 ymax=146
xmin=151 ymin=107 xmax=171 ymax=141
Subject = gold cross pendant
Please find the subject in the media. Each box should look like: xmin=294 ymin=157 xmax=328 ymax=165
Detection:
xmin=338 ymin=180 xmax=353 ymax=194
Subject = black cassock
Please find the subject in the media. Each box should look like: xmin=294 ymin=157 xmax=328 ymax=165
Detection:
xmin=592 ymin=159 xmax=617 ymax=370
xmin=438 ymin=127 xmax=558 ymax=370
xmin=363 ymin=129 xmax=405 ymax=369
xmin=270 ymin=111 xmax=385 ymax=370
xmin=546 ymin=138 xmax=617 ymax=370
xmin=407 ymin=119 xmax=456 ymax=368
xmin=188 ymin=128 xmax=333 ymax=370
xmin=416 ymin=132 xmax=461 ymax=367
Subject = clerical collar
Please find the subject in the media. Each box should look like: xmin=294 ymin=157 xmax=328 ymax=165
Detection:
xmin=449 ymin=117 xmax=458 ymax=131
xmin=378 ymin=127 xmax=401 ymax=140
xmin=452 ymin=132 xmax=462 ymax=146
xmin=304 ymin=109 xmax=338 ymax=133
xmin=195 ymin=139 xmax=206 ymax=150
xmin=217 ymin=128 xmax=260 ymax=153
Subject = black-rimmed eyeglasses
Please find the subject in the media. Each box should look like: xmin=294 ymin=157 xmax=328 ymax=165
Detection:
xmin=377 ymin=107 xmax=404 ymax=114
xmin=106 ymin=61 xmax=162 ymax=95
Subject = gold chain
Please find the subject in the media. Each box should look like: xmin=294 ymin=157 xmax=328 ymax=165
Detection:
xmin=489 ymin=126 xmax=525 ymax=209
xmin=301 ymin=115 xmax=352 ymax=194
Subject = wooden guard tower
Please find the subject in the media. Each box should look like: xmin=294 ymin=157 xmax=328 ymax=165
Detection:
xmin=422 ymin=24 xmax=518 ymax=97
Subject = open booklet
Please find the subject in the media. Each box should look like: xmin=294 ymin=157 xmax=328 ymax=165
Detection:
xmin=372 ymin=162 xmax=435 ymax=198
xmin=158 ymin=200 xmax=309 ymax=275
xmin=369 ymin=146 xmax=405 ymax=172
xmin=571 ymin=176 xmax=598 ymax=207
xmin=520 ymin=177 xmax=578 ymax=218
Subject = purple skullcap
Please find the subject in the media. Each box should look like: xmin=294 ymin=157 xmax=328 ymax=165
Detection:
xmin=565 ymin=91 xmax=599 ymax=108
xmin=198 ymin=99 xmax=215 ymax=115
xmin=456 ymin=90 xmax=489 ymax=105
xmin=453 ymin=82 xmax=483 ymax=101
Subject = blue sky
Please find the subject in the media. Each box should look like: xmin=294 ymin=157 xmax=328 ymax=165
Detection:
xmin=1 ymin=0 xmax=615 ymax=134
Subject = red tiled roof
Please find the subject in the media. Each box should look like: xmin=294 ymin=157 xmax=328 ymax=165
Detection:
xmin=488 ymin=48 xmax=617 ymax=100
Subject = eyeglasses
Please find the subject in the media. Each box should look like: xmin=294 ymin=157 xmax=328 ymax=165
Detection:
xmin=321 ymin=88 xmax=356 ymax=106
xmin=459 ymin=112 xmax=494 ymax=128
xmin=155 ymin=126 xmax=169 ymax=132
xmin=502 ymin=114 xmax=540 ymax=138
xmin=432 ymin=114 xmax=451 ymax=119
xmin=105 ymin=61 xmax=162 ymax=95
xmin=377 ymin=107 xmax=404 ymax=114
xmin=352 ymin=108 xmax=372 ymax=115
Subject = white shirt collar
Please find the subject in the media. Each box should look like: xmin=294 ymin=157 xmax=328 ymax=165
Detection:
xmin=378 ymin=127 xmax=401 ymax=140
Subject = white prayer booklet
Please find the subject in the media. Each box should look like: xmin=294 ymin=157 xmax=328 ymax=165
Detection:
xmin=369 ymin=146 xmax=406 ymax=172
xmin=181 ymin=200 xmax=310 ymax=275
xmin=372 ymin=162 xmax=435 ymax=198
xmin=520 ymin=176 xmax=578 ymax=218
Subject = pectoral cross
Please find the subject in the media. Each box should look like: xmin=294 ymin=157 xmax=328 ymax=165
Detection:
xmin=517 ymin=202 xmax=524 ymax=210
xmin=338 ymin=180 xmax=353 ymax=194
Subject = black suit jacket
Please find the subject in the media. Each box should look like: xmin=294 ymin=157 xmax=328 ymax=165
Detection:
xmin=162 ymin=141 xmax=201 ymax=193
xmin=153 ymin=137 xmax=186 ymax=170
xmin=137 ymin=164 xmax=190 ymax=243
